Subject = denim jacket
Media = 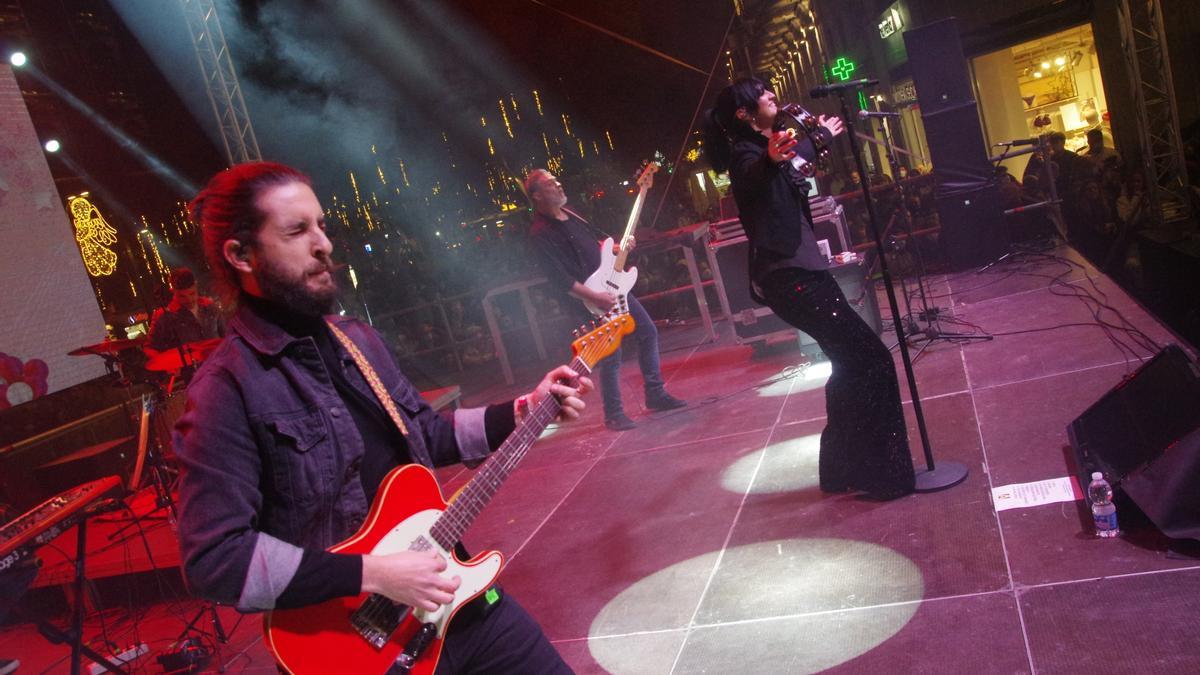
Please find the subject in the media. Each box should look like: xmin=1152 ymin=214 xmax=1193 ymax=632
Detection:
xmin=173 ymin=303 xmax=492 ymax=611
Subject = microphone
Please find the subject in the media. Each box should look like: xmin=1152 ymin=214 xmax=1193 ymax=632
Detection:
xmin=857 ymin=110 xmax=900 ymax=120
xmin=994 ymin=137 xmax=1040 ymax=147
xmin=809 ymin=78 xmax=879 ymax=98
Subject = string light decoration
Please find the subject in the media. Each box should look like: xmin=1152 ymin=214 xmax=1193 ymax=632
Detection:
xmin=68 ymin=194 xmax=118 ymax=276
xmin=137 ymin=220 xmax=170 ymax=285
xmin=498 ymin=99 xmax=514 ymax=138
xmin=533 ymin=90 xmax=544 ymax=116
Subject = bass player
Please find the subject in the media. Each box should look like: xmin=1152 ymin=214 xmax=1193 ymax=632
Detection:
xmin=525 ymin=168 xmax=686 ymax=431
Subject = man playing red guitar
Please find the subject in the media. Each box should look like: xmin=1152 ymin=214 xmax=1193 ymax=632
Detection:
xmin=525 ymin=169 xmax=686 ymax=431
xmin=174 ymin=162 xmax=589 ymax=673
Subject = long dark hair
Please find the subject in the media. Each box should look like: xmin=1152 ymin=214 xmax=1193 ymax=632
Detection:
xmin=702 ymin=77 xmax=767 ymax=173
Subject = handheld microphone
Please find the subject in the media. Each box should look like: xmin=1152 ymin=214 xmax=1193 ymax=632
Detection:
xmin=809 ymin=78 xmax=879 ymax=98
xmin=857 ymin=110 xmax=900 ymax=120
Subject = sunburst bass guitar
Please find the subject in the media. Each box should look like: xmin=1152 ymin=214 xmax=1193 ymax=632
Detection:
xmin=264 ymin=309 xmax=635 ymax=674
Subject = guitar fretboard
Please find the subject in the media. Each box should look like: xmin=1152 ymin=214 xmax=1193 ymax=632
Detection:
xmin=429 ymin=356 xmax=589 ymax=550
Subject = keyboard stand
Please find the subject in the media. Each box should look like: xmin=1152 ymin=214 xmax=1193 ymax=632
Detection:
xmin=34 ymin=499 xmax=129 ymax=675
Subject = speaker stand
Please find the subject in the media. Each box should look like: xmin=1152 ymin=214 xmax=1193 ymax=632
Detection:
xmin=833 ymin=87 xmax=968 ymax=492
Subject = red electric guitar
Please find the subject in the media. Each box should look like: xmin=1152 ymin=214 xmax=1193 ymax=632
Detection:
xmin=264 ymin=307 xmax=635 ymax=674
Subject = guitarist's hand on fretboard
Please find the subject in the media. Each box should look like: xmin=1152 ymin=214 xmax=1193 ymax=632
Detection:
xmin=523 ymin=365 xmax=592 ymax=423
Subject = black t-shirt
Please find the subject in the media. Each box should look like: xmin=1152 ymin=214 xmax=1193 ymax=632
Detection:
xmin=528 ymin=210 xmax=607 ymax=292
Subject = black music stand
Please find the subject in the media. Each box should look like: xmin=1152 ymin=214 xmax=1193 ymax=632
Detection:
xmin=34 ymin=499 xmax=130 ymax=675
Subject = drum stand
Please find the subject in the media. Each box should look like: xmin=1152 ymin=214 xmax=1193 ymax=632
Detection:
xmin=105 ymin=391 xmax=178 ymax=543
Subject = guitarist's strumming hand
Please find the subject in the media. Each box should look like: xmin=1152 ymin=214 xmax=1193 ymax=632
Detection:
xmin=520 ymin=365 xmax=593 ymax=423
xmin=571 ymin=281 xmax=617 ymax=312
xmin=361 ymin=549 xmax=461 ymax=611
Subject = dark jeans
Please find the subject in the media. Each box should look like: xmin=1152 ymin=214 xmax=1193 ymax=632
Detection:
xmin=593 ymin=295 xmax=666 ymax=418
xmin=760 ymin=268 xmax=915 ymax=495
xmin=435 ymin=592 xmax=572 ymax=674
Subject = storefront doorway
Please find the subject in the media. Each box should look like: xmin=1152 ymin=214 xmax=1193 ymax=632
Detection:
xmin=971 ymin=23 xmax=1112 ymax=179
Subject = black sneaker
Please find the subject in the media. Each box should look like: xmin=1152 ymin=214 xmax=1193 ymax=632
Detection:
xmin=605 ymin=413 xmax=637 ymax=431
xmin=645 ymin=392 xmax=687 ymax=412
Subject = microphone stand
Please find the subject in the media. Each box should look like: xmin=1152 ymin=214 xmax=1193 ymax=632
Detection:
xmin=866 ymin=112 xmax=992 ymax=360
xmin=830 ymin=86 xmax=968 ymax=492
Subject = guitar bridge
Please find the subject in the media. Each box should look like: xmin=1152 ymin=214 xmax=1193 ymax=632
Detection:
xmin=350 ymin=594 xmax=406 ymax=648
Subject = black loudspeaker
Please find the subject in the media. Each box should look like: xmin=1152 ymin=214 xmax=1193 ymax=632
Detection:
xmin=903 ymin=18 xmax=974 ymax=114
xmin=1068 ymin=345 xmax=1200 ymax=540
xmin=934 ymin=184 xmax=1009 ymax=269
xmin=922 ymin=103 xmax=993 ymax=188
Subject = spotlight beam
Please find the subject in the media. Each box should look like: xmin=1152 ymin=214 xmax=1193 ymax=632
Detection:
xmin=20 ymin=65 xmax=198 ymax=196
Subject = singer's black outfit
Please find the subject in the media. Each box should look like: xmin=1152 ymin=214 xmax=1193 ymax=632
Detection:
xmin=727 ymin=125 xmax=915 ymax=499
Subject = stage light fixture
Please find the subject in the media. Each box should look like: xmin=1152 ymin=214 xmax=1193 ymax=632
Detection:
xmin=10 ymin=52 xmax=27 ymax=67
xmin=43 ymin=139 xmax=61 ymax=153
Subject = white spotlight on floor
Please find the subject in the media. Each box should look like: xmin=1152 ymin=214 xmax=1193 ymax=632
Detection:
xmin=44 ymin=139 xmax=61 ymax=153
xmin=10 ymin=52 xmax=27 ymax=67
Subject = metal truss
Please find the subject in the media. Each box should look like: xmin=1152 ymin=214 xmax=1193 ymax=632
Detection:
xmin=1117 ymin=0 xmax=1190 ymax=225
xmin=178 ymin=0 xmax=262 ymax=165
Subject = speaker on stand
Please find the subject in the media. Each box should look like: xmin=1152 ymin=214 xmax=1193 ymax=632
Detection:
xmin=903 ymin=18 xmax=1009 ymax=269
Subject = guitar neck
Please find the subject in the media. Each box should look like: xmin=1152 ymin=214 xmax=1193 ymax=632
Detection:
xmin=429 ymin=356 xmax=588 ymax=549
xmin=613 ymin=189 xmax=648 ymax=272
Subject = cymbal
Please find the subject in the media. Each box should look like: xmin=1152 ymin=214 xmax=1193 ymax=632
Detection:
xmin=68 ymin=337 xmax=145 ymax=356
xmin=144 ymin=337 xmax=222 ymax=372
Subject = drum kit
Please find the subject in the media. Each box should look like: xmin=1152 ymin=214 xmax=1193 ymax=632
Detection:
xmin=65 ymin=334 xmax=222 ymax=497
xmin=69 ymin=335 xmax=221 ymax=392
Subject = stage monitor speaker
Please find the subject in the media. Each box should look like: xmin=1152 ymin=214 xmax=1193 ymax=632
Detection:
xmin=934 ymin=184 xmax=1009 ymax=269
xmin=1068 ymin=345 xmax=1200 ymax=540
xmin=903 ymin=18 xmax=973 ymax=115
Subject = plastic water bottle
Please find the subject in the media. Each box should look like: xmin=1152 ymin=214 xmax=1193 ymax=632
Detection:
xmin=1087 ymin=472 xmax=1120 ymax=538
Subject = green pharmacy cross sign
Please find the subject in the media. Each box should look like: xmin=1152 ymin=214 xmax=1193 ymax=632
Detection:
xmin=830 ymin=57 xmax=856 ymax=81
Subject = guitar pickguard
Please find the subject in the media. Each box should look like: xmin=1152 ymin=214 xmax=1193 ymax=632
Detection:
xmin=371 ymin=510 xmax=504 ymax=636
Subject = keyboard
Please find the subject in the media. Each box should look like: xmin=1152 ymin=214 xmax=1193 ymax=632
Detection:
xmin=0 ymin=475 xmax=121 ymax=572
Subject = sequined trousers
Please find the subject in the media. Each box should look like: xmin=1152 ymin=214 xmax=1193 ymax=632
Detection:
xmin=760 ymin=267 xmax=916 ymax=497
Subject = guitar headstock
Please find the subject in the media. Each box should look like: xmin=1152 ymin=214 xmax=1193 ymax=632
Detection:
xmin=571 ymin=305 xmax=636 ymax=370
xmin=634 ymin=156 xmax=661 ymax=191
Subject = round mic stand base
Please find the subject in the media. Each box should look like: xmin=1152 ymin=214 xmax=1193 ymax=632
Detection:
xmin=915 ymin=460 xmax=969 ymax=492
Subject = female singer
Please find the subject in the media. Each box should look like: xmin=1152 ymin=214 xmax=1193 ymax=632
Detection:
xmin=703 ymin=78 xmax=915 ymax=500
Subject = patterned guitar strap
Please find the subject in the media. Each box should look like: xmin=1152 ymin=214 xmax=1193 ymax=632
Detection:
xmin=325 ymin=320 xmax=409 ymax=438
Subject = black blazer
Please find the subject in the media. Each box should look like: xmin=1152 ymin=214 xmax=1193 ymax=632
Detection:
xmin=728 ymin=125 xmax=832 ymax=275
